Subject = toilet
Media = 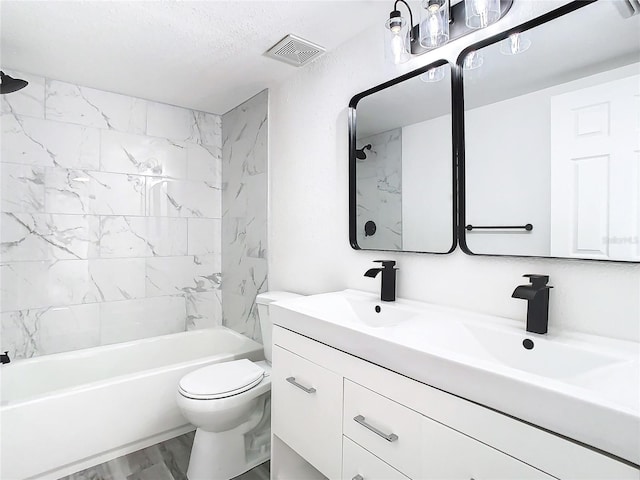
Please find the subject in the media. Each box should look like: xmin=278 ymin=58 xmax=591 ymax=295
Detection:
xmin=177 ymin=291 xmax=300 ymax=480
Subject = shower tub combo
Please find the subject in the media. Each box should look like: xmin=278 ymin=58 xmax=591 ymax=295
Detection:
xmin=0 ymin=327 xmax=264 ymax=480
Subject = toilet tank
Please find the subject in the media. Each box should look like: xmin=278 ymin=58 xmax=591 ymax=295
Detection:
xmin=256 ymin=291 xmax=302 ymax=363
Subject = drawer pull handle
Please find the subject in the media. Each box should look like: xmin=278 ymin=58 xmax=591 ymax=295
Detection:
xmin=353 ymin=476 xmax=364 ymax=480
xmin=353 ymin=415 xmax=399 ymax=442
xmin=286 ymin=376 xmax=316 ymax=394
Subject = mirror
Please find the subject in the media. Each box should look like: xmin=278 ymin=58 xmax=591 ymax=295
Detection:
xmin=460 ymin=1 xmax=640 ymax=262
xmin=349 ymin=61 xmax=455 ymax=253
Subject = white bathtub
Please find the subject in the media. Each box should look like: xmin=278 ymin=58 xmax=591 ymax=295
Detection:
xmin=0 ymin=327 xmax=264 ymax=480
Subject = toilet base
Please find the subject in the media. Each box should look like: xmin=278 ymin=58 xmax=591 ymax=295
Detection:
xmin=186 ymin=394 xmax=271 ymax=480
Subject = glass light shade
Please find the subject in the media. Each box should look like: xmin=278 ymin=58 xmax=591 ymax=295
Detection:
xmin=465 ymin=0 xmax=501 ymax=29
xmin=463 ymin=50 xmax=484 ymax=70
xmin=385 ymin=15 xmax=411 ymax=64
xmin=419 ymin=0 xmax=450 ymax=49
xmin=420 ymin=65 xmax=446 ymax=82
xmin=499 ymin=32 xmax=531 ymax=55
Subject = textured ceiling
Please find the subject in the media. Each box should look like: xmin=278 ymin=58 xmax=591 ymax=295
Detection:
xmin=0 ymin=1 xmax=391 ymax=114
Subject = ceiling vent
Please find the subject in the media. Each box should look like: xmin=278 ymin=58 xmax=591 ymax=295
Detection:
xmin=615 ymin=0 xmax=640 ymax=17
xmin=265 ymin=34 xmax=326 ymax=67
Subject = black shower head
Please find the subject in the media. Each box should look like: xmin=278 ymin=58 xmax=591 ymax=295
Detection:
xmin=355 ymin=144 xmax=372 ymax=160
xmin=1 ymin=71 xmax=29 ymax=94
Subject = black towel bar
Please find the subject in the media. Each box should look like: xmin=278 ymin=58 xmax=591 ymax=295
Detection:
xmin=466 ymin=224 xmax=533 ymax=231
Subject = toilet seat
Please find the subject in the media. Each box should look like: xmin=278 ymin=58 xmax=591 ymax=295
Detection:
xmin=179 ymin=359 xmax=265 ymax=400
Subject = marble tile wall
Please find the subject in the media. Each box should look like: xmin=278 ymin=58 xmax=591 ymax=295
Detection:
xmin=1 ymin=69 xmax=223 ymax=359
xmin=221 ymin=90 xmax=268 ymax=341
xmin=355 ymin=128 xmax=403 ymax=250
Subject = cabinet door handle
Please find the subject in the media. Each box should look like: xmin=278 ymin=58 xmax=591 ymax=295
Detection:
xmin=286 ymin=376 xmax=316 ymax=394
xmin=353 ymin=476 xmax=364 ymax=480
xmin=353 ymin=415 xmax=399 ymax=442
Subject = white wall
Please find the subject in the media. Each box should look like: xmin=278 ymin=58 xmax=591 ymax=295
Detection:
xmin=268 ymin=1 xmax=640 ymax=342
xmin=402 ymin=115 xmax=453 ymax=252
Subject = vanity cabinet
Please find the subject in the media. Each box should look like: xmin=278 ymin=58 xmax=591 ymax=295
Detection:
xmin=271 ymin=326 xmax=639 ymax=480
xmin=342 ymin=437 xmax=409 ymax=480
xmin=271 ymin=345 xmax=343 ymax=480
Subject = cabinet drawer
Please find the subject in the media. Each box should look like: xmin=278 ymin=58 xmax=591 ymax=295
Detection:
xmin=272 ymin=345 xmax=343 ymax=480
xmin=342 ymin=436 xmax=410 ymax=480
xmin=421 ymin=415 xmax=554 ymax=479
xmin=343 ymin=380 xmax=423 ymax=478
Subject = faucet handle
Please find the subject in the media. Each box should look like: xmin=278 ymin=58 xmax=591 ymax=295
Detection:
xmin=523 ymin=274 xmax=550 ymax=288
xmin=374 ymin=260 xmax=397 ymax=269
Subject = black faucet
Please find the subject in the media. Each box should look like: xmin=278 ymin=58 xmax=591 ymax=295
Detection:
xmin=512 ymin=274 xmax=553 ymax=334
xmin=364 ymin=260 xmax=397 ymax=302
xmin=1 ymin=351 xmax=10 ymax=364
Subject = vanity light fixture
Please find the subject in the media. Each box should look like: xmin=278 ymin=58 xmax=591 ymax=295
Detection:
xmin=420 ymin=0 xmax=450 ymax=49
xmin=384 ymin=0 xmax=414 ymax=64
xmin=420 ymin=64 xmax=446 ymax=82
xmin=499 ymin=32 xmax=532 ymax=55
xmin=384 ymin=0 xmax=513 ymax=64
xmin=464 ymin=0 xmax=501 ymax=28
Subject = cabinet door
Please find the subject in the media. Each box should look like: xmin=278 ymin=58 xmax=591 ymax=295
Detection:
xmin=421 ymin=415 xmax=554 ymax=479
xmin=272 ymin=345 xmax=343 ymax=480
xmin=342 ymin=437 xmax=411 ymax=480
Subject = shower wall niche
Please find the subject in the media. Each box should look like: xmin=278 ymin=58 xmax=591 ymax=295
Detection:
xmin=1 ymin=70 xmax=223 ymax=358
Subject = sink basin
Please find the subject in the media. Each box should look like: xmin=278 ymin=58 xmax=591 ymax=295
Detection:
xmin=464 ymin=323 xmax=623 ymax=379
xmin=345 ymin=297 xmax=418 ymax=327
xmin=271 ymin=289 xmax=640 ymax=465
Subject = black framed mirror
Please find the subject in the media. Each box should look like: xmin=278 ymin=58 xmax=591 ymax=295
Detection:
xmin=457 ymin=0 xmax=640 ymax=262
xmin=349 ymin=60 xmax=456 ymax=254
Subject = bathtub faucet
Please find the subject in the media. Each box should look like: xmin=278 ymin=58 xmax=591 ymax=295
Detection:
xmin=1 ymin=351 xmax=10 ymax=364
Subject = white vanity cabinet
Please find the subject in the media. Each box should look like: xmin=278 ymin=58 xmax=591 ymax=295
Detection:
xmin=271 ymin=345 xmax=343 ymax=480
xmin=343 ymin=380 xmax=553 ymax=480
xmin=271 ymin=326 xmax=640 ymax=480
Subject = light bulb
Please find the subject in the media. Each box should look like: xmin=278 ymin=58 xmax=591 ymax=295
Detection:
xmin=465 ymin=0 xmax=500 ymax=29
xmin=385 ymin=12 xmax=409 ymax=64
xmin=391 ymin=34 xmax=405 ymax=64
xmin=476 ymin=0 xmax=489 ymax=27
xmin=420 ymin=0 xmax=449 ymax=49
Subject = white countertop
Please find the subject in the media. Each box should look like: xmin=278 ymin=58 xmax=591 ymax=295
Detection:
xmin=271 ymin=289 xmax=640 ymax=465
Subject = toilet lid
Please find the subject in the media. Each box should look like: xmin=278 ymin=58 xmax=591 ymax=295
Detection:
xmin=179 ymin=359 xmax=265 ymax=400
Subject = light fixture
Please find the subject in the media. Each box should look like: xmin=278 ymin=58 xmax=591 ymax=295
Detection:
xmin=420 ymin=65 xmax=446 ymax=82
xmin=465 ymin=0 xmax=501 ymax=28
xmin=384 ymin=0 xmax=513 ymax=64
xmin=462 ymin=50 xmax=484 ymax=70
xmin=384 ymin=1 xmax=414 ymax=64
xmin=499 ymin=32 xmax=531 ymax=55
xmin=420 ymin=0 xmax=449 ymax=49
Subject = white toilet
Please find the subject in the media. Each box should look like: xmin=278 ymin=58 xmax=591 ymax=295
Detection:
xmin=177 ymin=291 xmax=300 ymax=480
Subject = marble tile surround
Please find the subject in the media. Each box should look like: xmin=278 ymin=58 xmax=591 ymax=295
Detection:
xmin=1 ymin=69 xmax=223 ymax=359
xmin=356 ymin=128 xmax=403 ymax=250
xmin=222 ymin=90 xmax=268 ymax=341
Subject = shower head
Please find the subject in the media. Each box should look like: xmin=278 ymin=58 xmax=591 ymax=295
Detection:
xmin=1 ymin=71 xmax=29 ymax=94
xmin=355 ymin=144 xmax=372 ymax=160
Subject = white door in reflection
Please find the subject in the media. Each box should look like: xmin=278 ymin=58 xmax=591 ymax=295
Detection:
xmin=550 ymin=73 xmax=640 ymax=261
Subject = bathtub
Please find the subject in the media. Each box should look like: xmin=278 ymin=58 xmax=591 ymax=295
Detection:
xmin=0 ymin=327 xmax=264 ymax=480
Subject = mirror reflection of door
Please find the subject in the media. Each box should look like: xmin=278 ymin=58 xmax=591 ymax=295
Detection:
xmin=550 ymin=74 xmax=639 ymax=261
xmin=462 ymin=1 xmax=639 ymax=261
